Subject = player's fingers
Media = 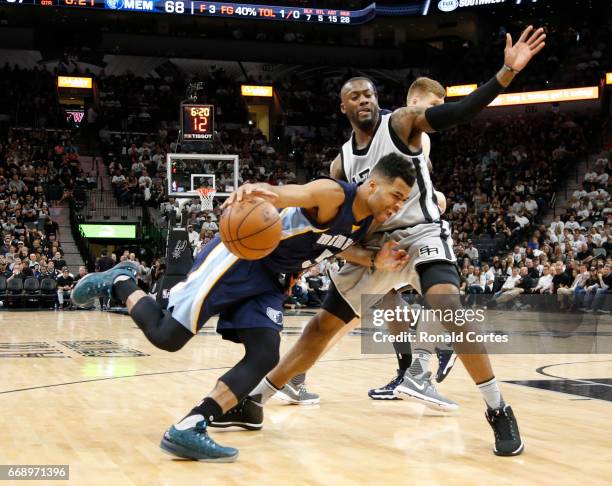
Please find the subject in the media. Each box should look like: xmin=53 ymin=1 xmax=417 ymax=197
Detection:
xmin=532 ymin=41 xmax=546 ymax=56
xmin=505 ymin=33 xmax=512 ymax=50
xmin=256 ymin=189 xmax=279 ymax=199
xmin=517 ymin=25 xmax=533 ymax=44
xmin=530 ymin=33 xmax=546 ymax=50
xmin=527 ymin=28 xmax=545 ymax=46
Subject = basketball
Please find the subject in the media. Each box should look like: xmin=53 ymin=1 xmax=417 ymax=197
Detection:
xmin=219 ymin=198 xmax=282 ymax=260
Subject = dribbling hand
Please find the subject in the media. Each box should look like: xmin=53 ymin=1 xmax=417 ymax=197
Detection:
xmin=221 ymin=184 xmax=279 ymax=210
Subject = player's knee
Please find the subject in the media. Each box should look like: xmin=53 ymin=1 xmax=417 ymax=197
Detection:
xmin=242 ymin=328 xmax=281 ymax=374
xmin=425 ymin=284 xmax=461 ymax=312
xmin=153 ymin=336 xmax=188 ymax=353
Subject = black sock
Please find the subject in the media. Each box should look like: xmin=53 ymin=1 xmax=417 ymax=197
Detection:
xmin=183 ymin=397 xmax=223 ymax=425
xmin=396 ymin=352 xmax=412 ymax=373
xmin=113 ymin=278 xmax=139 ymax=302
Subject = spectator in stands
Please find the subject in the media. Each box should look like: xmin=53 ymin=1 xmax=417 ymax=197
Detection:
xmin=557 ymin=263 xmax=589 ymax=310
xmin=74 ymin=266 xmax=88 ymax=282
xmin=96 ymin=249 xmax=115 ymax=272
xmin=493 ymin=267 xmax=522 ymax=304
xmin=56 ymin=267 xmax=75 ymax=309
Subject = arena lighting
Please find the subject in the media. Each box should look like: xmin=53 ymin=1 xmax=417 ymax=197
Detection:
xmin=446 ymin=84 xmax=477 ymax=97
xmin=488 ymin=86 xmax=599 ymax=107
xmin=606 ymin=73 xmax=612 ymax=85
xmin=446 ymin=84 xmax=599 ymax=106
xmin=57 ymin=76 xmax=93 ymax=89
xmin=241 ymin=85 xmax=274 ymax=97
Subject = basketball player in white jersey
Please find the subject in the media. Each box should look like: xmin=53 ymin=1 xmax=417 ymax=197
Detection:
xmin=216 ymin=26 xmax=545 ymax=456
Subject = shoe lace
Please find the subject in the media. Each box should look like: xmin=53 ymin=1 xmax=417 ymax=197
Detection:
xmin=227 ymin=399 xmax=247 ymax=417
xmin=385 ymin=374 xmax=404 ymax=390
xmin=491 ymin=407 xmax=517 ymax=441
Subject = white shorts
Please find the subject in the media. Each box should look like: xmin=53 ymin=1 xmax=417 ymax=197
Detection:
xmin=329 ymin=221 xmax=456 ymax=316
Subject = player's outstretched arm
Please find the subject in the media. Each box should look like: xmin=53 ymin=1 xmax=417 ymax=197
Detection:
xmin=221 ymin=179 xmax=345 ymax=211
xmin=392 ymin=25 xmax=546 ymax=138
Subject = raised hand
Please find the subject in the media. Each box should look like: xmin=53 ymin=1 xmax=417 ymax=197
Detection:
xmin=504 ymin=25 xmax=546 ymax=72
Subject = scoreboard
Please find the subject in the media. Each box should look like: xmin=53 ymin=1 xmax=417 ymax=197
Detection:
xmin=1 ymin=0 xmax=542 ymax=24
xmin=181 ymin=103 xmax=214 ymax=141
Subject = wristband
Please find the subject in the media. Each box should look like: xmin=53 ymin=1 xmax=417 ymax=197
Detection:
xmin=503 ymin=64 xmax=520 ymax=74
xmin=370 ymin=250 xmax=378 ymax=271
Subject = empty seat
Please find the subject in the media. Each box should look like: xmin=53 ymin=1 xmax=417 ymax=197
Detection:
xmin=40 ymin=278 xmax=58 ymax=309
xmin=6 ymin=278 xmax=24 ymax=309
xmin=22 ymin=277 xmax=41 ymax=308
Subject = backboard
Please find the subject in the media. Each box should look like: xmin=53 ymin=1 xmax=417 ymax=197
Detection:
xmin=166 ymin=153 xmax=239 ymax=198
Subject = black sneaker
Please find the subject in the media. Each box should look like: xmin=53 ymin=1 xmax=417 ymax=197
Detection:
xmin=367 ymin=369 xmax=404 ymax=400
xmin=485 ymin=405 xmax=524 ymax=456
xmin=210 ymin=398 xmax=263 ymax=431
xmin=436 ymin=348 xmax=458 ymax=383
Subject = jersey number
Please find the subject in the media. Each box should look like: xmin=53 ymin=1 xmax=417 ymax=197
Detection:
xmin=352 ymin=168 xmax=370 ymax=184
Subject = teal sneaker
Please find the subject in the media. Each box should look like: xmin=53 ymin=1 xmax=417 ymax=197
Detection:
xmin=160 ymin=416 xmax=239 ymax=462
xmin=71 ymin=262 xmax=139 ymax=306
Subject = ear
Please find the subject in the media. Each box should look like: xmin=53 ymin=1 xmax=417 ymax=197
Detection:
xmin=340 ymin=102 xmax=346 ymax=114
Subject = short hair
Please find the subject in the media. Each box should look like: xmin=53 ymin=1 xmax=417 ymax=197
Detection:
xmin=340 ymin=76 xmax=377 ymax=98
xmin=407 ymin=77 xmax=446 ymax=100
xmin=370 ymin=153 xmax=416 ymax=188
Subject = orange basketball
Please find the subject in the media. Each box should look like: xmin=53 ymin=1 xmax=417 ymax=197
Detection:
xmin=219 ymin=197 xmax=282 ymax=260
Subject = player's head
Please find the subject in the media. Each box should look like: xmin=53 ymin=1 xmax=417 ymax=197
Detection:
xmin=406 ymin=77 xmax=446 ymax=108
xmin=363 ymin=153 xmax=415 ymax=222
xmin=340 ymin=77 xmax=380 ymax=132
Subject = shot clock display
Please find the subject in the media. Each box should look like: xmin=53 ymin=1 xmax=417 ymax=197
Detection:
xmin=181 ymin=103 xmax=214 ymax=141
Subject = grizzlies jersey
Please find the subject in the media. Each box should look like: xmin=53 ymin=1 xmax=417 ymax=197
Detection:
xmin=262 ymin=179 xmax=372 ymax=274
xmin=341 ymin=112 xmax=440 ymax=231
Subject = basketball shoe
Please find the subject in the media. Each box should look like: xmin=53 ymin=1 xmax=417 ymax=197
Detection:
xmin=275 ymin=382 xmax=320 ymax=405
xmin=210 ymin=397 xmax=263 ymax=431
xmin=160 ymin=416 xmax=238 ymax=462
xmin=71 ymin=262 xmax=139 ymax=306
xmin=435 ymin=348 xmax=458 ymax=383
xmin=393 ymin=371 xmax=459 ymax=411
xmin=485 ymin=405 xmax=524 ymax=456
xmin=367 ymin=369 xmax=404 ymax=400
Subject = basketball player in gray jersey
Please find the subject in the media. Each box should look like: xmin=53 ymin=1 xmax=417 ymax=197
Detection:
xmin=217 ymin=26 xmax=546 ymax=456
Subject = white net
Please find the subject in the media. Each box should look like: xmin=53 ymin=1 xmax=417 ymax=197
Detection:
xmin=196 ymin=187 xmax=216 ymax=211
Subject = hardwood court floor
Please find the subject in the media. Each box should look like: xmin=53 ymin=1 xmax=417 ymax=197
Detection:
xmin=0 ymin=311 xmax=610 ymax=486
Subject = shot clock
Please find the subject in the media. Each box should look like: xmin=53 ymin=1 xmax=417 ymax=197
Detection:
xmin=181 ymin=103 xmax=214 ymax=141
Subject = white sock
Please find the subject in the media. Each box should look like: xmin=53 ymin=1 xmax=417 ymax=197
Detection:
xmin=249 ymin=378 xmax=279 ymax=405
xmin=407 ymin=350 xmax=432 ymax=378
xmin=478 ymin=377 xmax=503 ymax=409
xmin=113 ymin=274 xmax=131 ymax=284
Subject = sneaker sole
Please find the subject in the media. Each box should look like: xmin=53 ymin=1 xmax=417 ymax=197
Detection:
xmin=159 ymin=437 xmax=239 ymax=462
xmin=275 ymin=391 xmax=320 ymax=405
xmin=393 ymin=385 xmax=459 ymax=411
xmin=493 ymin=440 xmax=524 ymax=456
xmin=209 ymin=421 xmax=263 ymax=431
xmin=368 ymin=392 xmax=401 ymax=400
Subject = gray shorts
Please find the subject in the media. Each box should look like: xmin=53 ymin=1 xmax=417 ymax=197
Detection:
xmin=329 ymin=221 xmax=456 ymax=316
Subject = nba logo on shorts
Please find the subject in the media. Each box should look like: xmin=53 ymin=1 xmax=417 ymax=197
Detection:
xmin=419 ymin=246 xmax=440 ymax=257
xmin=266 ymin=307 xmax=283 ymax=325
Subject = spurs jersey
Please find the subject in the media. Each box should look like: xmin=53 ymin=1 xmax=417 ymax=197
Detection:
xmin=341 ymin=112 xmax=440 ymax=231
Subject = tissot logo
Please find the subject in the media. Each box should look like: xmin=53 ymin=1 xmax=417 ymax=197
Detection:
xmin=438 ymin=0 xmax=458 ymax=12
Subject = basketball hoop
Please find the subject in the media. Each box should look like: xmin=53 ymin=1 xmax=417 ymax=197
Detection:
xmin=196 ymin=187 xmax=216 ymax=211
